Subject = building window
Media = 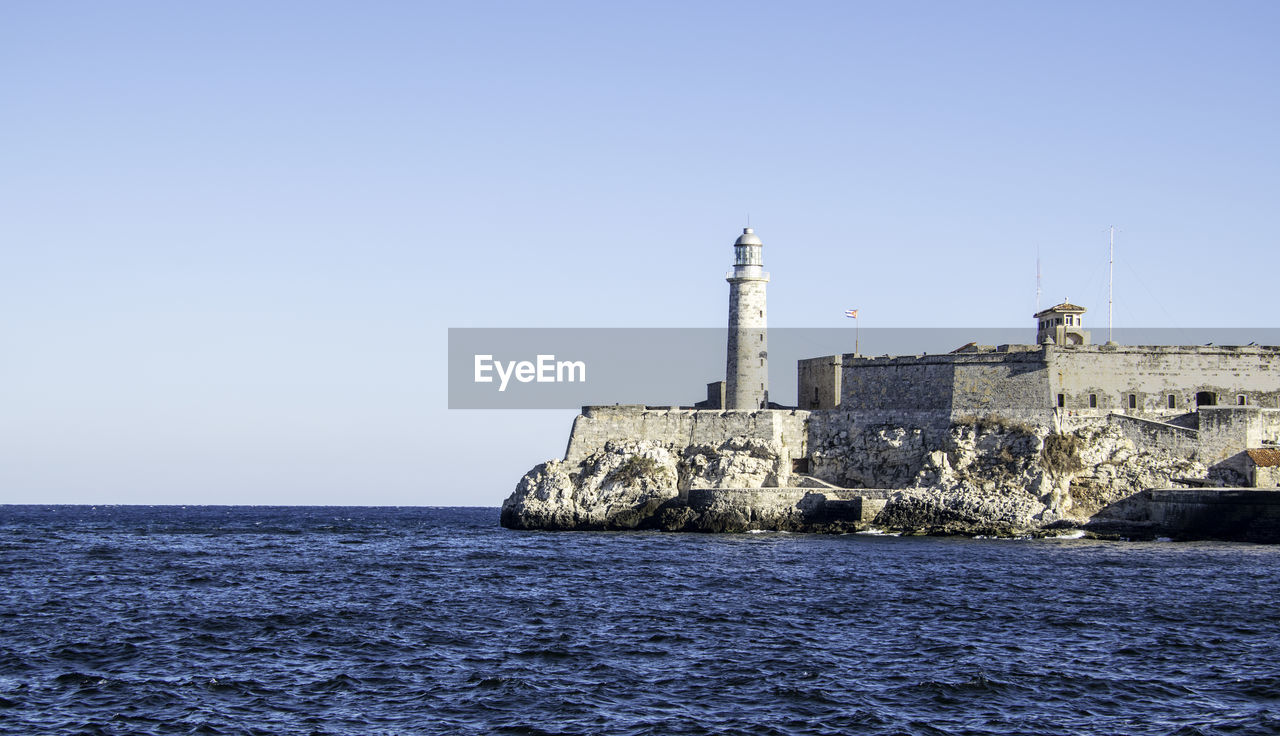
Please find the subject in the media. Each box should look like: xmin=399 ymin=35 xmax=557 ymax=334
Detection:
xmin=1089 ymin=394 xmax=1098 ymax=408
xmin=1168 ymin=394 xmax=1177 ymax=409
xmin=1129 ymin=394 xmax=1137 ymax=410
xmin=1238 ymin=394 xmax=1247 ymax=406
xmin=1057 ymin=393 xmax=1065 ymax=408
xmin=1067 ymin=315 xmax=1073 ymax=325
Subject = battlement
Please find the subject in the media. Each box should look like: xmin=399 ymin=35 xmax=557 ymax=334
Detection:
xmin=798 ymin=343 xmax=1280 ymax=416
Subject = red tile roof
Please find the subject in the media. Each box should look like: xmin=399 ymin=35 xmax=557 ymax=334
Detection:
xmin=1247 ymin=448 xmax=1280 ymax=467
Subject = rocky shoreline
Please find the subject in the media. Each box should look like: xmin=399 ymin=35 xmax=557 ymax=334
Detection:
xmin=502 ymin=417 xmax=1225 ymax=539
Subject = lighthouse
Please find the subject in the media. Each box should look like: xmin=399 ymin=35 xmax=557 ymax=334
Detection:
xmin=725 ymin=227 xmax=769 ymax=410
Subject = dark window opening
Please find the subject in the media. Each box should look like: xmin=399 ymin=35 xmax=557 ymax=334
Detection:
xmin=1128 ymin=394 xmax=1137 ymax=410
xmin=1168 ymin=394 xmax=1177 ymax=409
xmin=1238 ymin=394 xmax=1247 ymax=406
xmin=1057 ymin=393 xmax=1065 ymax=408
xmin=1089 ymin=394 xmax=1098 ymax=408
xmin=1196 ymin=391 xmax=1217 ymax=407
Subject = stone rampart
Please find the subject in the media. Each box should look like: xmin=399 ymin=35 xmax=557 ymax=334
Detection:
xmin=565 ymin=406 xmax=809 ymax=465
xmin=797 ymin=355 xmax=841 ymax=410
xmin=1262 ymin=410 xmax=1280 ymax=445
xmin=1091 ymin=488 xmax=1280 ymax=543
xmin=799 ymin=344 xmax=1280 ymax=424
xmin=685 ymin=487 xmax=812 ymax=510
xmin=1046 ymin=344 xmax=1280 ymax=417
xmin=814 ymin=347 xmax=1052 ymax=417
xmin=1195 ymin=406 xmax=1280 ymax=480
xmin=1106 ymin=414 xmax=1199 ymax=456
xmin=838 ymin=357 xmax=957 ymax=412
xmin=685 ymin=487 xmax=888 ymax=525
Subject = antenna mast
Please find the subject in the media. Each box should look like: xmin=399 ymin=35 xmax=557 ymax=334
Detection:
xmin=1108 ymin=226 xmax=1115 ymax=344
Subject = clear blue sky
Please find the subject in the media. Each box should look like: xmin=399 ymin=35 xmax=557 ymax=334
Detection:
xmin=3 ymin=1 xmax=1277 ymax=505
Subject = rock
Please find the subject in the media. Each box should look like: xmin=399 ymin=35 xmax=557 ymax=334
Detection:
xmin=680 ymin=437 xmax=791 ymax=490
xmin=501 ymin=417 xmax=1215 ymax=536
xmin=808 ymin=423 xmax=929 ymax=488
xmin=500 ymin=441 xmax=679 ymax=530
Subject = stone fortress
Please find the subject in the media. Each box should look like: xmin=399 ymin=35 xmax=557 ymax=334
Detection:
xmin=796 ymin=319 xmax=1280 ymax=485
xmin=503 ymin=227 xmax=1280 ymax=539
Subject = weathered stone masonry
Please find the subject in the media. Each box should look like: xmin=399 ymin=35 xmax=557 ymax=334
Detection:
xmin=564 ymin=405 xmax=809 ymax=466
xmin=799 ymin=344 xmax=1280 ymax=421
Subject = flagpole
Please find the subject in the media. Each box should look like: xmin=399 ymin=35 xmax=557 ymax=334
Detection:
xmin=845 ymin=308 xmax=860 ymax=355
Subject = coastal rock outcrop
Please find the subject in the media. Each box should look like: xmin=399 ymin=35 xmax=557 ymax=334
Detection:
xmin=869 ymin=420 xmax=1208 ymax=534
xmin=500 ymin=441 xmax=679 ymax=530
xmin=680 ymin=437 xmax=792 ymax=490
xmin=502 ymin=416 xmax=1214 ymax=536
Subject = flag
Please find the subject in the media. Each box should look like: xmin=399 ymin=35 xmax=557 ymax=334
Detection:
xmin=845 ymin=309 xmax=859 ymax=318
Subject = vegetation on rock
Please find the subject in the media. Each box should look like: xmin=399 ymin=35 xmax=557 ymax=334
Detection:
xmin=607 ymin=455 xmax=661 ymax=487
xmin=1041 ymin=432 xmax=1083 ymax=475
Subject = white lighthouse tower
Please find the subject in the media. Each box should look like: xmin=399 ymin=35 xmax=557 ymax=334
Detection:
xmin=725 ymin=227 xmax=769 ymax=410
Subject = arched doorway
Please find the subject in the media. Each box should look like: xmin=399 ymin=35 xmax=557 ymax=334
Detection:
xmin=1196 ymin=391 xmax=1217 ymax=407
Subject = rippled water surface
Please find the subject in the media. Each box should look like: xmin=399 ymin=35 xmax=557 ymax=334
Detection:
xmin=2 ymin=506 xmax=1280 ymax=735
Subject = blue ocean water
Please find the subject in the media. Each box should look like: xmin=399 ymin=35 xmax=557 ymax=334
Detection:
xmin=1 ymin=506 xmax=1279 ymax=735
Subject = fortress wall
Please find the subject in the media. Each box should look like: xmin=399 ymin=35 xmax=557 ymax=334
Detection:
xmin=1047 ymin=346 xmax=1280 ymax=418
xmin=1260 ymin=410 xmax=1280 ymax=445
xmin=949 ymin=355 xmax=1051 ymax=415
xmin=823 ymin=345 xmax=1280 ymax=424
xmin=685 ymin=487 xmax=812 ymax=511
xmin=797 ymin=356 xmax=841 ymax=410
xmin=685 ymin=488 xmax=888 ymax=524
xmin=839 ymin=358 xmax=955 ymax=412
xmin=1106 ymin=414 xmax=1200 ymax=456
xmin=1143 ymin=489 xmax=1280 ymax=543
xmin=1198 ymin=407 xmax=1267 ymax=475
xmin=565 ymin=406 xmax=809 ymax=465
xmin=835 ymin=350 xmax=1052 ymax=418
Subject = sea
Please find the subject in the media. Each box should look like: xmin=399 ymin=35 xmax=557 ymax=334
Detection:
xmin=1 ymin=506 xmax=1278 ymax=736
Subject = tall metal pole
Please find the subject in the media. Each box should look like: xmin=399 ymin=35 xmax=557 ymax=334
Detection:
xmin=1108 ymin=226 xmax=1115 ymax=344
xmin=856 ymin=313 xmax=860 ymax=356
